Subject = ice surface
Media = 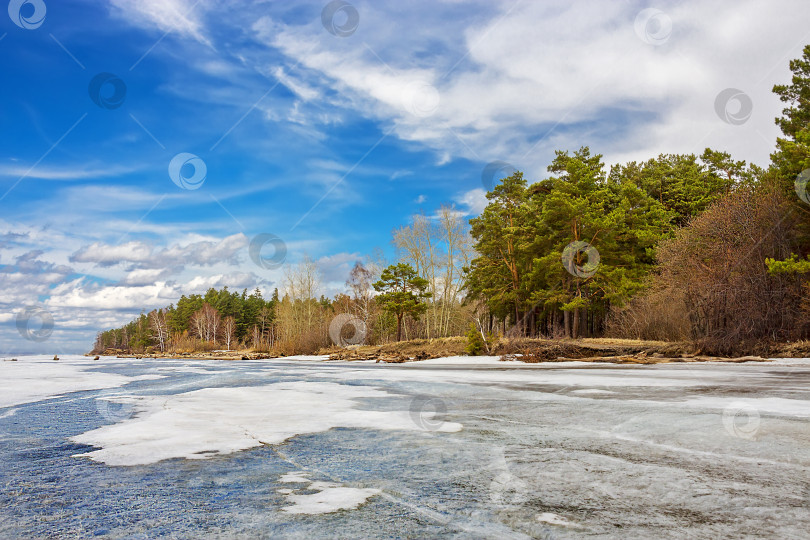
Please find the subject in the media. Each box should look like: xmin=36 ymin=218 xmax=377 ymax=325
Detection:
xmin=318 ymin=362 xmax=715 ymax=388
xmin=0 ymin=356 xmax=153 ymax=408
xmin=681 ymin=396 xmax=810 ymax=417
xmin=71 ymin=381 xmax=463 ymax=466
xmin=2 ymin=354 xmax=809 ymax=538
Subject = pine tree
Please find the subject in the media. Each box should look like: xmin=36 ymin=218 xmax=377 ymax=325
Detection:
xmin=373 ymin=263 xmax=431 ymax=341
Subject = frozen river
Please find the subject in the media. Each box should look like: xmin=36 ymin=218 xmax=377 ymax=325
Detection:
xmin=0 ymin=355 xmax=809 ymax=539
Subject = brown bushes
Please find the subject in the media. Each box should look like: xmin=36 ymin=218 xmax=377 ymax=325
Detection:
xmin=605 ymin=285 xmax=691 ymax=341
xmin=609 ymin=182 xmax=808 ymax=355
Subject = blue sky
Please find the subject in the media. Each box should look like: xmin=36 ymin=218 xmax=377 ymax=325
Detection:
xmin=2 ymin=0 xmax=809 ymax=352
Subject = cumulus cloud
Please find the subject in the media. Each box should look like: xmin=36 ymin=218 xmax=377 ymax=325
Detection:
xmin=118 ymin=268 xmax=177 ymax=286
xmin=47 ymin=279 xmax=181 ymax=310
xmin=70 ymin=241 xmax=154 ymax=267
xmin=69 ymin=233 xmax=249 ymax=269
xmin=316 ymin=252 xmax=364 ymax=286
xmin=186 ymin=272 xmax=265 ymax=292
xmin=455 ymin=188 xmax=488 ymax=216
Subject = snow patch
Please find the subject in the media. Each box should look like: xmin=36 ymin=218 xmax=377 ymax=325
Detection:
xmin=537 ymin=512 xmax=575 ymax=527
xmin=71 ymin=381 xmax=463 ymax=466
xmin=403 ymin=356 xmax=522 ymax=365
xmin=282 ymin=485 xmax=381 ymax=514
xmin=279 ymin=472 xmax=311 ymax=483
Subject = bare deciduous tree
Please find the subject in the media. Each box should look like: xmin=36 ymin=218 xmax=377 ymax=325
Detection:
xmin=149 ymin=309 xmax=169 ymax=352
xmin=393 ymin=206 xmax=475 ymax=339
xmin=190 ymin=302 xmax=220 ymax=342
xmin=221 ymin=315 xmax=237 ymax=350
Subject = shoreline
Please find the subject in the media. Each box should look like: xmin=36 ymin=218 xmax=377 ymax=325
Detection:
xmin=84 ymin=336 xmax=805 ymax=364
xmin=87 ymin=350 xmax=774 ymax=366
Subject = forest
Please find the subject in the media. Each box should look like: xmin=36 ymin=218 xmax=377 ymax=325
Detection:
xmin=93 ymin=45 xmax=810 ymax=357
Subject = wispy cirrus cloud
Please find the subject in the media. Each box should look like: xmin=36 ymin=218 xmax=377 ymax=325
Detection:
xmin=0 ymin=164 xmax=139 ymax=180
xmin=109 ymin=0 xmax=213 ymax=46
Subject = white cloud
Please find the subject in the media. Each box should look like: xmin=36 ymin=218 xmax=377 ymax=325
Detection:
xmin=186 ymin=272 xmax=263 ymax=292
xmin=251 ymin=0 xmax=807 ymax=172
xmin=118 ymin=268 xmax=177 ymax=286
xmin=109 ymin=0 xmax=212 ymax=46
xmin=0 ymin=164 xmax=137 ymax=180
xmin=316 ymin=252 xmax=363 ymax=286
xmin=455 ymin=188 xmax=488 ymax=216
xmin=47 ymin=279 xmax=180 ymax=310
xmin=69 ymin=233 xmax=249 ymax=269
xmin=70 ymin=241 xmax=154 ymax=267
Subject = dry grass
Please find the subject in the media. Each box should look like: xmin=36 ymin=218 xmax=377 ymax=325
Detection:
xmin=317 ymin=335 xmax=702 ymax=362
xmin=316 ymin=336 xmax=468 ymax=359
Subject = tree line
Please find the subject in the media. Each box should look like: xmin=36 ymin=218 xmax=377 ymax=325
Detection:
xmin=94 ymin=45 xmax=810 ymax=356
xmin=93 ymin=287 xmax=280 ymax=353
